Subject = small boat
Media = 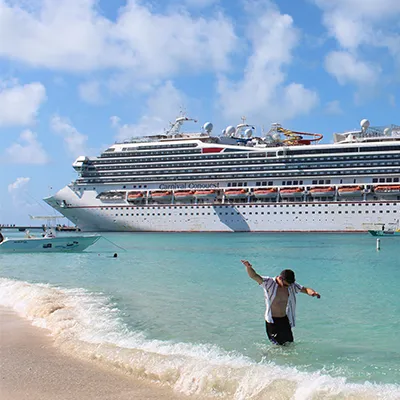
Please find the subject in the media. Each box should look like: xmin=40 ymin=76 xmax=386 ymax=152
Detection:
xmin=337 ymin=186 xmax=363 ymax=197
xmin=279 ymin=187 xmax=304 ymax=198
xmin=309 ymin=187 xmax=336 ymax=197
xmin=150 ymin=191 xmax=173 ymax=202
xmin=369 ymin=221 xmax=400 ymax=236
xmin=224 ymin=189 xmax=248 ymax=199
xmin=0 ymin=234 xmax=101 ymax=253
xmin=174 ymin=190 xmax=195 ymax=201
xmin=194 ymin=190 xmax=217 ymax=199
xmin=127 ymin=191 xmax=144 ymax=202
xmin=253 ymin=188 xmax=278 ymax=199
xmin=368 ymin=230 xmax=400 ymax=237
xmin=374 ymin=185 xmax=400 ymax=195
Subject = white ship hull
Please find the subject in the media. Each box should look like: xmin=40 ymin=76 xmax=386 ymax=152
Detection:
xmin=45 ymin=186 xmax=398 ymax=232
xmin=43 ymin=117 xmax=400 ymax=233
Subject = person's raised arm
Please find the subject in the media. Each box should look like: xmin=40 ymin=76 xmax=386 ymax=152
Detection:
xmin=241 ymin=260 xmax=263 ymax=284
xmin=300 ymin=286 xmax=321 ymax=298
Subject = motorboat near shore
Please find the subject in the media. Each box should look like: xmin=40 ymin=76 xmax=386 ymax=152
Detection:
xmin=0 ymin=232 xmax=101 ymax=253
xmin=368 ymin=221 xmax=400 ymax=237
xmin=369 ymin=230 xmax=400 ymax=237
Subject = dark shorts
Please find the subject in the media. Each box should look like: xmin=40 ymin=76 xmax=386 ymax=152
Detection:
xmin=265 ymin=316 xmax=293 ymax=345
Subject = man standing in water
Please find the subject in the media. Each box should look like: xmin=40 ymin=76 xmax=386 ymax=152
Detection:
xmin=241 ymin=260 xmax=320 ymax=345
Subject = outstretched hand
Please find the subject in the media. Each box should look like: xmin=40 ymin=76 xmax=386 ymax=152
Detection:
xmin=312 ymin=291 xmax=321 ymax=299
xmin=241 ymin=259 xmax=252 ymax=268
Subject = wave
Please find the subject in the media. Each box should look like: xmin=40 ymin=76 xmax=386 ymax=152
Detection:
xmin=0 ymin=277 xmax=398 ymax=400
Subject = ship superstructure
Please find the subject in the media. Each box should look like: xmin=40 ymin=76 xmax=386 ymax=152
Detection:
xmin=44 ymin=117 xmax=400 ymax=232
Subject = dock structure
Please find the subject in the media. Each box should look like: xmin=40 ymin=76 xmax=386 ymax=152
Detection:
xmin=0 ymin=225 xmax=48 ymax=231
xmin=0 ymin=225 xmax=80 ymax=232
xmin=0 ymin=215 xmax=80 ymax=232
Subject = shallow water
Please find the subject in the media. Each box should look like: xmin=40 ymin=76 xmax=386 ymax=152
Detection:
xmin=0 ymin=232 xmax=399 ymax=399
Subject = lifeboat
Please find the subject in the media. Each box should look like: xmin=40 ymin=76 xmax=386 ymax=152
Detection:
xmin=253 ymin=188 xmax=278 ymax=199
xmin=309 ymin=187 xmax=335 ymax=197
xmin=337 ymin=186 xmax=363 ymax=197
xmin=194 ymin=189 xmax=217 ymax=200
xmin=150 ymin=191 xmax=173 ymax=202
xmin=374 ymin=185 xmax=400 ymax=195
xmin=279 ymin=187 xmax=304 ymax=198
xmin=97 ymin=191 xmax=126 ymax=201
xmin=224 ymin=189 xmax=248 ymax=199
xmin=127 ymin=191 xmax=144 ymax=202
xmin=174 ymin=190 xmax=195 ymax=201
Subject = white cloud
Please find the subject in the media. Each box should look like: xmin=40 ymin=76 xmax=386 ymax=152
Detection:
xmin=111 ymin=81 xmax=187 ymax=140
xmin=217 ymin=3 xmax=318 ymax=123
xmin=314 ymin=0 xmax=400 ymax=47
xmin=78 ymin=80 xmax=103 ymax=104
xmin=5 ymin=130 xmax=49 ymax=164
xmin=50 ymin=115 xmax=88 ymax=157
xmin=8 ymin=177 xmax=30 ymax=193
xmin=0 ymin=81 xmax=46 ymax=126
xmin=325 ymin=100 xmax=343 ymax=115
xmin=325 ymin=51 xmax=380 ymax=86
xmin=0 ymin=0 xmax=237 ymax=79
xmin=313 ymin=0 xmax=400 ymax=85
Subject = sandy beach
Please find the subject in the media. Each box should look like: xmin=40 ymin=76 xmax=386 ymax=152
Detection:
xmin=0 ymin=307 xmax=189 ymax=400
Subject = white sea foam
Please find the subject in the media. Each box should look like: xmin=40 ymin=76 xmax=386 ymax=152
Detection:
xmin=0 ymin=277 xmax=399 ymax=400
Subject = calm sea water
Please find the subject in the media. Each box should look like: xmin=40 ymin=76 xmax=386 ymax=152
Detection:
xmin=0 ymin=232 xmax=399 ymax=399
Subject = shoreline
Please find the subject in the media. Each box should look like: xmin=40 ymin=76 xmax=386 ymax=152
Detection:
xmin=0 ymin=307 xmax=189 ymax=400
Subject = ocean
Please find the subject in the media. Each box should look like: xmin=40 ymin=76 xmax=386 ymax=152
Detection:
xmin=0 ymin=231 xmax=399 ymax=399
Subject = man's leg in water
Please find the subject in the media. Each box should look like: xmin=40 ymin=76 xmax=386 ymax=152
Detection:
xmin=265 ymin=316 xmax=294 ymax=345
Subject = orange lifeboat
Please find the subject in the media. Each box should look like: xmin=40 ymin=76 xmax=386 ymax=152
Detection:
xmin=127 ymin=191 xmax=144 ymax=202
xmin=253 ymin=188 xmax=278 ymax=199
xmin=194 ymin=189 xmax=217 ymax=199
xmin=224 ymin=189 xmax=248 ymax=199
xmin=309 ymin=187 xmax=335 ymax=197
xmin=279 ymin=187 xmax=304 ymax=198
xmin=150 ymin=191 xmax=173 ymax=202
xmin=337 ymin=186 xmax=363 ymax=197
xmin=374 ymin=185 xmax=400 ymax=195
xmin=174 ymin=190 xmax=195 ymax=201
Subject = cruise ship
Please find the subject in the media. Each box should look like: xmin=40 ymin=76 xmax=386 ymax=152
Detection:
xmin=44 ymin=116 xmax=400 ymax=232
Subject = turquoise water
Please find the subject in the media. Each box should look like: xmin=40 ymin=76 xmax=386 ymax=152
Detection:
xmin=0 ymin=232 xmax=399 ymax=399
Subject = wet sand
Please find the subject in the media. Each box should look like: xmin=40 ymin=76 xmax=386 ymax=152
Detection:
xmin=0 ymin=308 xmax=188 ymax=400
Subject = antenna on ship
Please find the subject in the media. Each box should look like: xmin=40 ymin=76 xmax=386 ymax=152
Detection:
xmin=235 ymin=116 xmax=255 ymax=139
xmin=166 ymin=110 xmax=198 ymax=137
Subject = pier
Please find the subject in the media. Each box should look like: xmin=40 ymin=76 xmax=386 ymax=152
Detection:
xmin=0 ymin=225 xmax=80 ymax=232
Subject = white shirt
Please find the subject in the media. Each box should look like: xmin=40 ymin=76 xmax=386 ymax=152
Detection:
xmin=260 ymin=276 xmax=303 ymax=327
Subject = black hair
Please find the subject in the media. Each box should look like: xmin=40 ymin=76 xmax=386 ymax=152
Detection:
xmin=280 ymin=269 xmax=295 ymax=284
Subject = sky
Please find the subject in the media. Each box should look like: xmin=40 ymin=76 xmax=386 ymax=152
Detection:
xmin=0 ymin=0 xmax=399 ymax=225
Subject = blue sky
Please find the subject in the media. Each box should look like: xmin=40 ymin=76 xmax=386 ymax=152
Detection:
xmin=0 ymin=0 xmax=399 ymax=225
